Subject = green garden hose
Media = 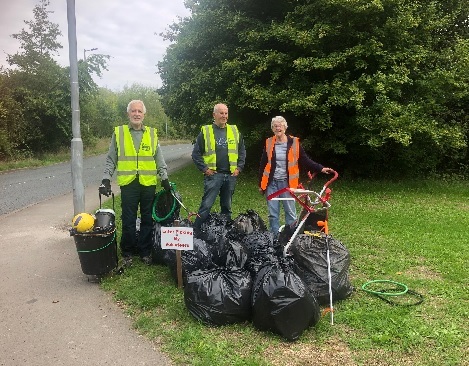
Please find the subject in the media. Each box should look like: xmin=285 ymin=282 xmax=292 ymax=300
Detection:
xmin=361 ymin=280 xmax=423 ymax=306
xmin=362 ymin=279 xmax=408 ymax=296
xmin=152 ymin=185 xmax=178 ymax=222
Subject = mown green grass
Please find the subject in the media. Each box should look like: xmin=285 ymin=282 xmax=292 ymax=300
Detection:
xmin=100 ymin=165 xmax=468 ymax=366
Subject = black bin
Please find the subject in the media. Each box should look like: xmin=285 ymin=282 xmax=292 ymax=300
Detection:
xmin=73 ymin=229 xmax=118 ymax=275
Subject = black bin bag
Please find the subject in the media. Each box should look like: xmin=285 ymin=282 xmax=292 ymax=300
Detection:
xmin=163 ymin=237 xmax=215 ymax=286
xmin=291 ymin=233 xmax=353 ymax=305
xmin=251 ymin=259 xmax=321 ymax=341
xmin=230 ymin=209 xmax=267 ymax=238
xmin=151 ymin=222 xmax=167 ymax=265
xmin=241 ymin=231 xmax=277 ymax=276
xmin=184 ymin=266 xmax=252 ymax=326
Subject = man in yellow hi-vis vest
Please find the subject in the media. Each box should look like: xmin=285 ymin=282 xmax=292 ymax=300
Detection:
xmin=191 ymin=103 xmax=246 ymax=231
xmin=99 ymin=100 xmax=171 ymax=267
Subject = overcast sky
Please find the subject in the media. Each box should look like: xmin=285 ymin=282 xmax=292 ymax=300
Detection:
xmin=0 ymin=0 xmax=191 ymax=91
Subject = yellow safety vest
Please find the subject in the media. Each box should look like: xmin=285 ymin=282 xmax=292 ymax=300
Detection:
xmin=201 ymin=124 xmax=240 ymax=173
xmin=260 ymin=136 xmax=300 ymax=190
xmin=115 ymin=125 xmax=158 ymax=186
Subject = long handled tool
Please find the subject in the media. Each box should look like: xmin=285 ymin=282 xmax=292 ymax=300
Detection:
xmin=169 ymin=189 xmax=200 ymax=219
xmin=317 ymin=220 xmax=334 ymax=325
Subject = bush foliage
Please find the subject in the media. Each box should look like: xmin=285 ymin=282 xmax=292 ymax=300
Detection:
xmin=158 ymin=0 xmax=469 ymax=177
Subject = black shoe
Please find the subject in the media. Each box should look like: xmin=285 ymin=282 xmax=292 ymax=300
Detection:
xmin=141 ymin=256 xmax=152 ymax=266
xmin=122 ymin=256 xmax=133 ymax=267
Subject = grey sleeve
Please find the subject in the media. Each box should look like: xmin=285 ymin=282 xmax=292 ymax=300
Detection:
xmin=237 ymin=134 xmax=246 ymax=172
xmin=155 ymin=144 xmax=168 ymax=180
xmin=103 ymin=133 xmax=118 ymax=180
xmin=191 ymin=132 xmax=208 ymax=173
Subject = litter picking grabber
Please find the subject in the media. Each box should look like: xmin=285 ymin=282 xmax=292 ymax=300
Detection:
xmin=317 ymin=219 xmax=334 ymax=325
xmin=169 ymin=189 xmax=200 ymax=221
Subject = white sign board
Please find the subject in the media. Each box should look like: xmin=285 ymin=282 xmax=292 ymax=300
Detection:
xmin=161 ymin=227 xmax=194 ymax=250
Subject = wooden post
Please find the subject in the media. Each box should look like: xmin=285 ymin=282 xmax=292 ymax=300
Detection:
xmin=173 ymin=219 xmax=183 ymax=288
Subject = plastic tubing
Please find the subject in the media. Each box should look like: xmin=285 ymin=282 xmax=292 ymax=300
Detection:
xmin=361 ymin=280 xmax=408 ymax=296
xmin=152 ymin=189 xmax=177 ymax=222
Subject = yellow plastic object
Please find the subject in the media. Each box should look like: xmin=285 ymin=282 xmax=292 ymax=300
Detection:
xmin=72 ymin=213 xmax=95 ymax=233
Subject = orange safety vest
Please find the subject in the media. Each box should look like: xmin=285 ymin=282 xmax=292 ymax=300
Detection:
xmin=260 ymin=136 xmax=300 ymax=190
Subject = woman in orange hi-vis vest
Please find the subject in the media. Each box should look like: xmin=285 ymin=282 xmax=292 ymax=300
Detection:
xmin=258 ymin=116 xmax=334 ymax=239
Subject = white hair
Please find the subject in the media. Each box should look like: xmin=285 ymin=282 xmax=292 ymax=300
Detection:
xmin=213 ymin=103 xmax=228 ymax=113
xmin=127 ymin=100 xmax=146 ymax=114
xmin=271 ymin=116 xmax=288 ymax=129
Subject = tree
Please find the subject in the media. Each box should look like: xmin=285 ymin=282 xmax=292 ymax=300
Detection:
xmin=1 ymin=0 xmax=111 ymax=156
xmin=159 ymin=0 xmax=469 ymax=176
xmin=78 ymin=52 xmax=112 ymax=145
xmin=4 ymin=0 xmax=70 ymax=153
xmin=7 ymin=0 xmax=62 ymax=73
xmin=0 ymin=69 xmax=29 ymax=159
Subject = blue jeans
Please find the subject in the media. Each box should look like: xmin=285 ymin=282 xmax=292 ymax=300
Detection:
xmin=194 ymin=173 xmax=237 ymax=229
xmin=266 ymin=179 xmax=297 ymax=236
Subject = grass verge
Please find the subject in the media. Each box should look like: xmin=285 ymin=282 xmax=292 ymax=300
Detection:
xmin=100 ymin=165 xmax=468 ymax=366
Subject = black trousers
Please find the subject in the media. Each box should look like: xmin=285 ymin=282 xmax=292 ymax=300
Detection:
xmin=119 ymin=179 xmax=156 ymax=258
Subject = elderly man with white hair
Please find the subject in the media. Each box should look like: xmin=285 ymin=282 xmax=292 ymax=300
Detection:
xmin=191 ymin=103 xmax=246 ymax=232
xmin=100 ymin=100 xmax=171 ymax=266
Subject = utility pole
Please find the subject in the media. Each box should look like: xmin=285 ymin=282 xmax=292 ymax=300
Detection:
xmin=67 ymin=0 xmax=85 ymax=215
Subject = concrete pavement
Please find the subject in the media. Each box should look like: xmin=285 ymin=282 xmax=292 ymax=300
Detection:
xmin=0 ymin=154 xmax=192 ymax=366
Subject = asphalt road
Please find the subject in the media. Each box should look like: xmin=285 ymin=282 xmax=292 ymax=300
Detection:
xmin=0 ymin=144 xmax=193 ymax=366
xmin=0 ymin=143 xmax=193 ymax=215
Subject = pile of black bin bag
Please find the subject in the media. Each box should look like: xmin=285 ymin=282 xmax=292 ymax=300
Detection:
xmin=151 ymin=210 xmax=353 ymax=341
